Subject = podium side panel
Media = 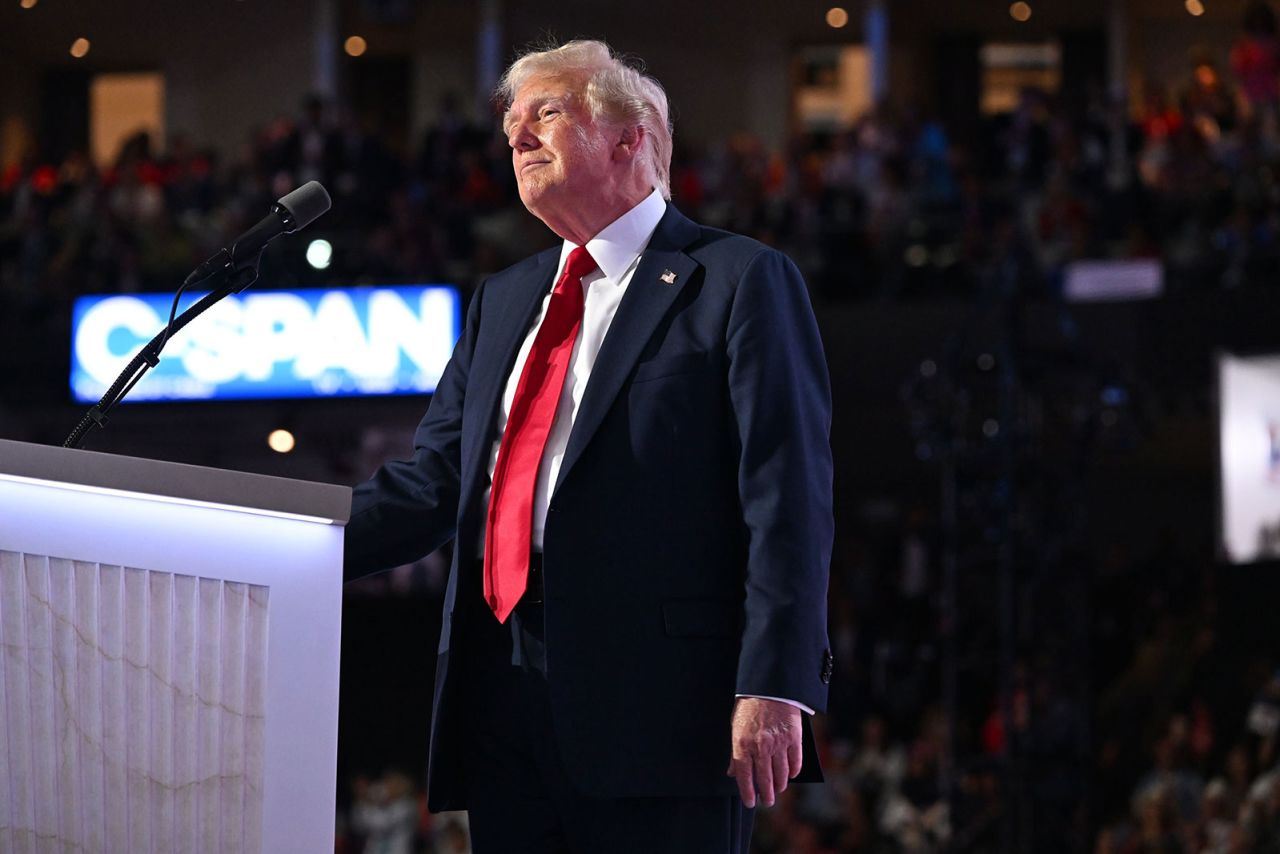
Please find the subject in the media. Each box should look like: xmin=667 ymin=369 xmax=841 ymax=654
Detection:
xmin=0 ymin=551 xmax=36 ymax=854
xmin=0 ymin=476 xmax=342 ymax=854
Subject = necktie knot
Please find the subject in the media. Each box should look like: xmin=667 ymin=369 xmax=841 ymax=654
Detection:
xmin=562 ymin=246 xmax=597 ymax=287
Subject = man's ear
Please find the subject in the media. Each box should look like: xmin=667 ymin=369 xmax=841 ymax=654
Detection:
xmin=614 ymin=125 xmax=645 ymax=161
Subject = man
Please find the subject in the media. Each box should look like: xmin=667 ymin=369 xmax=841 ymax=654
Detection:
xmin=344 ymin=39 xmax=833 ymax=853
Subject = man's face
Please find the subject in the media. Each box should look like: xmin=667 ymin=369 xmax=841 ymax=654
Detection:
xmin=504 ymin=73 xmax=616 ymax=227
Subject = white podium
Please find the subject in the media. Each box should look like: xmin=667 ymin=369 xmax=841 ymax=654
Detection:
xmin=0 ymin=438 xmax=350 ymax=853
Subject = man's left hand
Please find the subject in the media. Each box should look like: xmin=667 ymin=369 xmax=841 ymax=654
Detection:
xmin=725 ymin=697 xmax=802 ymax=808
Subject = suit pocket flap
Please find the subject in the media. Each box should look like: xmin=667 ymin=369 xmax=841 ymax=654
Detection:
xmin=662 ymin=598 xmax=741 ymax=638
xmin=632 ymin=350 xmax=713 ymax=383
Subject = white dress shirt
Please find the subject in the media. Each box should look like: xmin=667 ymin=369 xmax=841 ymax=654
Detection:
xmin=482 ymin=187 xmax=814 ymax=716
xmin=482 ymin=187 xmax=668 ymax=548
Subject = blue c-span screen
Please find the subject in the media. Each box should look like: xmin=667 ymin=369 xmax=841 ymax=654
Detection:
xmin=70 ymin=285 xmax=462 ymax=402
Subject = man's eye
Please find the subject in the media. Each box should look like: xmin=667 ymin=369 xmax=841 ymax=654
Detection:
xmin=540 ymin=109 xmax=560 ymax=120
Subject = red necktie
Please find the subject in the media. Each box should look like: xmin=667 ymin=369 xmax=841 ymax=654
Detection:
xmin=484 ymin=246 xmax=597 ymax=622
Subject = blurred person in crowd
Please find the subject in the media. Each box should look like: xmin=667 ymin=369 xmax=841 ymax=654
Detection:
xmin=343 ymin=39 xmax=833 ymax=854
xmin=879 ymin=738 xmax=948 ymax=852
xmin=1246 ymin=670 xmax=1280 ymax=768
xmin=1182 ymin=56 xmax=1239 ymax=144
xmin=1137 ymin=83 xmax=1185 ymax=189
xmin=350 ymin=771 xmax=419 ymax=854
xmin=1231 ymin=2 xmax=1280 ymax=141
xmin=426 ymin=812 xmax=471 ymax=854
xmin=850 ymin=715 xmax=906 ymax=800
xmin=1121 ymin=786 xmax=1186 ymax=854
xmin=1217 ymin=744 xmax=1254 ymax=817
xmin=1137 ymin=736 xmax=1205 ymax=824
xmin=1191 ymin=779 xmax=1237 ymax=854
xmin=286 ymin=94 xmax=338 ymax=188
xmin=433 ymin=822 xmax=470 ymax=854
xmin=998 ymin=87 xmax=1053 ymax=189
xmin=417 ymin=91 xmax=485 ymax=192
xmin=909 ymin=113 xmax=956 ymax=206
xmin=951 ymin=764 xmax=1001 ymax=854
xmin=1241 ymin=771 xmax=1280 ymax=850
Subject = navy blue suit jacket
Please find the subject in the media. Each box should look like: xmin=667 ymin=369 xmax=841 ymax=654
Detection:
xmin=344 ymin=204 xmax=834 ymax=811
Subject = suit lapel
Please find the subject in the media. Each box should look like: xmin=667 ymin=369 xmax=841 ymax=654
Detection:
xmin=459 ymin=250 xmax=557 ymax=506
xmin=554 ymin=206 xmax=701 ymax=496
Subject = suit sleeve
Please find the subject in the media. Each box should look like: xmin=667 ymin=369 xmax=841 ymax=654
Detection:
xmin=342 ymin=280 xmax=485 ymax=582
xmin=726 ymin=248 xmax=834 ymax=714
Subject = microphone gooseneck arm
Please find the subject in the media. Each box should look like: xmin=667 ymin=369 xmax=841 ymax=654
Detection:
xmin=63 ymin=262 xmax=260 ymax=450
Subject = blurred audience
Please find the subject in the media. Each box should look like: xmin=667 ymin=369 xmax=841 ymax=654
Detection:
xmin=9 ymin=23 xmax=1280 ymax=336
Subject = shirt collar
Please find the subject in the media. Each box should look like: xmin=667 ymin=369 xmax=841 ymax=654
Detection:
xmin=558 ymin=188 xmax=667 ymax=283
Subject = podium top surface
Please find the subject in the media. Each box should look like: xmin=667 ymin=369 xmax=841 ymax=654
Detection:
xmin=0 ymin=438 xmax=351 ymax=524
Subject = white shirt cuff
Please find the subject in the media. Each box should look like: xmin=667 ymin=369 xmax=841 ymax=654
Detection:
xmin=735 ymin=694 xmax=815 ymax=715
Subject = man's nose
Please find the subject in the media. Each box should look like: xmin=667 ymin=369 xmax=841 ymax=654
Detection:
xmin=508 ymin=122 xmax=538 ymax=151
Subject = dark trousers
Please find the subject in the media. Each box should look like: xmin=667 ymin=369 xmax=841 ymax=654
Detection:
xmin=459 ymin=596 xmax=755 ymax=854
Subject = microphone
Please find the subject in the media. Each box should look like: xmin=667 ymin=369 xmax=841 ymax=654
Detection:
xmin=189 ymin=180 xmax=331 ymax=285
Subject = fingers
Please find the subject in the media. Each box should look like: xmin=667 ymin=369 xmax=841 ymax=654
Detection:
xmin=727 ymin=755 xmax=756 ymax=808
xmin=730 ymin=744 xmax=799 ymax=807
xmin=787 ymin=740 xmax=803 ymax=779
xmin=754 ymin=750 xmax=775 ymax=807
xmin=762 ymin=752 xmax=783 ymax=804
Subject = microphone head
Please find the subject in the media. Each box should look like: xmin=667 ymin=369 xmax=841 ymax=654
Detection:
xmin=277 ymin=181 xmax=331 ymax=232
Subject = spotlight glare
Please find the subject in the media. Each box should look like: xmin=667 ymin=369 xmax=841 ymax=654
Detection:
xmin=306 ymin=238 xmax=333 ymax=270
xmin=826 ymin=7 xmax=849 ymax=28
xmin=19 ymin=0 xmax=37 ymax=9
xmin=344 ymin=35 xmax=367 ymax=57
xmin=1185 ymin=0 xmax=1205 ymax=15
xmin=1010 ymin=1 xmax=1032 ymax=21
xmin=268 ymin=429 xmax=296 ymax=454
xmin=69 ymin=37 xmax=90 ymax=58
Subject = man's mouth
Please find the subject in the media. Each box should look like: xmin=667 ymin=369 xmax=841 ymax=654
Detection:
xmin=521 ymin=160 xmax=550 ymax=173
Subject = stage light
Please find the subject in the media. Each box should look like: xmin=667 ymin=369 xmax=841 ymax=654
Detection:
xmin=268 ymin=429 xmax=296 ymax=454
xmin=982 ymin=419 xmax=1000 ymax=438
xmin=344 ymin=36 xmax=367 ymax=57
xmin=826 ymin=7 xmax=849 ymax=28
xmin=69 ymin=38 xmax=90 ymax=58
xmin=1010 ymin=2 xmax=1032 ymax=22
xmin=1185 ymin=0 xmax=1205 ymax=16
xmin=305 ymin=238 xmax=332 ymax=270
xmin=19 ymin=0 xmax=37 ymax=9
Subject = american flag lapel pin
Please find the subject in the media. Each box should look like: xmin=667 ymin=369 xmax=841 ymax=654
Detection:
xmin=660 ymin=269 xmax=677 ymax=285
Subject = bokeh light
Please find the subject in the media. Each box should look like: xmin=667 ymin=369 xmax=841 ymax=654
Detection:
xmin=306 ymin=238 xmax=333 ymax=270
xmin=267 ymin=429 xmax=296 ymax=454
xmin=344 ymin=36 xmax=367 ymax=57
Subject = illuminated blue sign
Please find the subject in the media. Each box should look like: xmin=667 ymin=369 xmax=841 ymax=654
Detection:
xmin=71 ymin=286 xmax=461 ymax=402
